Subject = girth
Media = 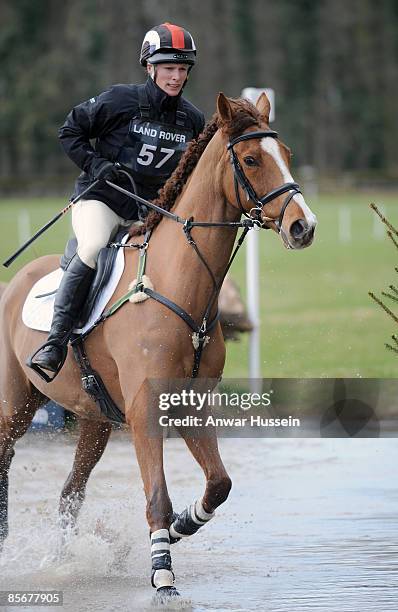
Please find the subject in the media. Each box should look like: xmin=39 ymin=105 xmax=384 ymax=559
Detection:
xmin=72 ymin=337 xmax=126 ymax=424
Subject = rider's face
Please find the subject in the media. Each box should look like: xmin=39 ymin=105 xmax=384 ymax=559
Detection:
xmin=147 ymin=63 xmax=189 ymax=96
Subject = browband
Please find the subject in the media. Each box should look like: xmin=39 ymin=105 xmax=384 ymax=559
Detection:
xmin=227 ymin=130 xmax=278 ymax=149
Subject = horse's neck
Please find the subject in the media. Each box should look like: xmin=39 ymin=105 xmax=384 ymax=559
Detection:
xmin=150 ymin=132 xmax=241 ymax=319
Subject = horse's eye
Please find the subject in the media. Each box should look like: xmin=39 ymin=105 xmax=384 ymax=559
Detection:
xmin=244 ymin=156 xmax=258 ymax=167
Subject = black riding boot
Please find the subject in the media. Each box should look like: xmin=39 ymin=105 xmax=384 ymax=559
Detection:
xmin=27 ymin=255 xmax=95 ymax=381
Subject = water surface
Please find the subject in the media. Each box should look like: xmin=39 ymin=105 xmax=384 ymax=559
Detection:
xmin=1 ymin=433 xmax=397 ymax=611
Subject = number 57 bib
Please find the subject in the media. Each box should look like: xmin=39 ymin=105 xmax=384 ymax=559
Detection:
xmin=117 ymin=119 xmax=194 ymax=186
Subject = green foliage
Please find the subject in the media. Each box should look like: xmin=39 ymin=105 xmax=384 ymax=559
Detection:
xmin=2 ymin=0 xmax=398 ymax=184
xmin=0 ymin=1 xmax=106 ymax=177
xmin=0 ymin=192 xmax=396 ymax=377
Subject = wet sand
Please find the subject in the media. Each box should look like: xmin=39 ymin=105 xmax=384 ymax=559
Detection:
xmin=0 ymin=432 xmax=397 ymax=611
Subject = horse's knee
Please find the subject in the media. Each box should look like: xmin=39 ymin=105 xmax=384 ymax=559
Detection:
xmin=1 ymin=406 xmax=36 ymax=443
xmin=146 ymin=487 xmax=173 ymax=529
xmin=207 ymin=474 xmax=232 ymax=506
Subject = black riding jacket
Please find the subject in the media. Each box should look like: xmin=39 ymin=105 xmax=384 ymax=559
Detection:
xmin=59 ymin=77 xmax=205 ymax=219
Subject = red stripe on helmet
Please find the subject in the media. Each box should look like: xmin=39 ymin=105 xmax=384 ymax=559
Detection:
xmin=163 ymin=22 xmax=185 ymax=49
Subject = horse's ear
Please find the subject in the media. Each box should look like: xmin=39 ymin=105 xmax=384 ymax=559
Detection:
xmin=256 ymin=92 xmax=271 ymax=123
xmin=217 ymin=93 xmax=233 ymax=122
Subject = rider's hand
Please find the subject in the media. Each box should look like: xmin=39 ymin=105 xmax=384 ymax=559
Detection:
xmin=91 ymin=159 xmax=120 ymax=182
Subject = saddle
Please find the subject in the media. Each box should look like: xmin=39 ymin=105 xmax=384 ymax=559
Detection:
xmin=60 ymin=229 xmax=127 ymax=327
xmin=62 ymin=228 xmax=128 ymax=423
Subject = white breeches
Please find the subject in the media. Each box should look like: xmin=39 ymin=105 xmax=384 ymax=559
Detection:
xmin=72 ymin=199 xmax=133 ymax=269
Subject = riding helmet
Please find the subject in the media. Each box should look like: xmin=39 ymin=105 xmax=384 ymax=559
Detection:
xmin=140 ymin=22 xmax=196 ymax=66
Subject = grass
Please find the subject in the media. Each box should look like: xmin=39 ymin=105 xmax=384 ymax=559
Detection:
xmin=0 ymin=192 xmax=397 ymax=378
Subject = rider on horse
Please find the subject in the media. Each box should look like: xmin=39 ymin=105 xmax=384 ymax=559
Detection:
xmin=28 ymin=23 xmax=205 ymax=379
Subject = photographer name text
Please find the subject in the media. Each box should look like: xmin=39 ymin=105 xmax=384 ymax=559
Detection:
xmin=158 ymin=415 xmax=300 ymax=428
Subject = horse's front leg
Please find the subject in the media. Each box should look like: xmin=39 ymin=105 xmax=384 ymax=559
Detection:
xmin=127 ymin=389 xmax=178 ymax=602
xmin=170 ymin=416 xmax=232 ymax=542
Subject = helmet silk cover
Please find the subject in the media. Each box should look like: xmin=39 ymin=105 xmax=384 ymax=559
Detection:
xmin=140 ymin=22 xmax=196 ymax=66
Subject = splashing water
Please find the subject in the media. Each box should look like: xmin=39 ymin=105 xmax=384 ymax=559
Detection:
xmin=1 ymin=432 xmax=398 ymax=611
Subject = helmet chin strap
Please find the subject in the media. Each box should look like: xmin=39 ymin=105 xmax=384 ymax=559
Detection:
xmin=148 ymin=63 xmax=157 ymax=84
xmin=181 ymin=73 xmax=189 ymax=90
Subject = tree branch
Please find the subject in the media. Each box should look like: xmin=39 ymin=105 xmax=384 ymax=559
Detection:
xmin=369 ymin=292 xmax=398 ymax=324
xmin=370 ymin=203 xmax=398 ymax=236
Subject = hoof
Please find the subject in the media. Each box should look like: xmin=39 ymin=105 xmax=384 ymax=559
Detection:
xmin=152 ymin=586 xmax=180 ymax=606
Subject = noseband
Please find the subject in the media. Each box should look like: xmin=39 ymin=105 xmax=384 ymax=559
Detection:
xmin=227 ymin=130 xmax=301 ymax=231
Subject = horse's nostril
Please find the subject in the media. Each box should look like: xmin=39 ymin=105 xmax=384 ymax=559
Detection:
xmin=290 ymin=219 xmax=308 ymax=239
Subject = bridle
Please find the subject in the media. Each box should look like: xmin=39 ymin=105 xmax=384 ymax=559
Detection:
xmin=101 ymin=129 xmax=305 ymax=378
xmin=227 ymin=130 xmax=301 ymax=231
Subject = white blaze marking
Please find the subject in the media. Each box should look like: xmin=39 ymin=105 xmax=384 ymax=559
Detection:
xmin=260 ymin=138 xmax=317 ymax=226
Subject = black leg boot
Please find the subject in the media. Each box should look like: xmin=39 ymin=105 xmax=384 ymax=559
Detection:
xmin=27 ymin=255 xmax=95 ymax=382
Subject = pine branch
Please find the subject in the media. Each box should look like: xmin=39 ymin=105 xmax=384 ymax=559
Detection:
xmin=387 ymin=231 xmax=398 ymax=250
xmin=381 ymin=291 xmax=398 ymax=303
xmin=385 ymin=343 xmax=398 ymax=355
xmin=369 ymin=291 xmax=398 ymax=324
xmin=370 ymin=203 xmax=398 ymax=236
xmin=369 ymin=205 xmax=398 ymax=357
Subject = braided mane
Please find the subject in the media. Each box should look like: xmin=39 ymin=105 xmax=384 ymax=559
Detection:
xmin=130 ymin=97 xmax=262 ymax=237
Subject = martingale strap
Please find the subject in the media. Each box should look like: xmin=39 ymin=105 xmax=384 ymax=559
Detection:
xmin=76 ymin=228 xmax=219 ymax=378
xmin=143 ymin=287 xmax=218 ymax=334
xmin=78 ymin=207 xmax=255 ymax=381
xmin=142 ymin=287 xmax=220 ymax=379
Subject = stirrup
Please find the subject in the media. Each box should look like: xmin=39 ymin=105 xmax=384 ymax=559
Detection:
xmin=26 ymin=340 xmax=68 ymax=383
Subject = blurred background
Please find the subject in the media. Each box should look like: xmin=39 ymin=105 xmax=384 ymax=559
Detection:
xmin=2 ymin=0 xmax=398 ymax=192
xmin=1 ymin=0 xmax=397 ymax=378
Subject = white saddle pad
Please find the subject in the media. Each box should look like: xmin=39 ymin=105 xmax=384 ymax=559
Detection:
xmin=22 ymin=236 xmax=128 ymax=335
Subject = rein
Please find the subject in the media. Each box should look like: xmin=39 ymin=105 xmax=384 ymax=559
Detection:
xmin=86 ymin=132 xmax=302 ymax=377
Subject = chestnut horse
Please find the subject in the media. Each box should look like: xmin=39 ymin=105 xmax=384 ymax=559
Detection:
xmin=0 ymin=93 xmax=316 ymax=601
